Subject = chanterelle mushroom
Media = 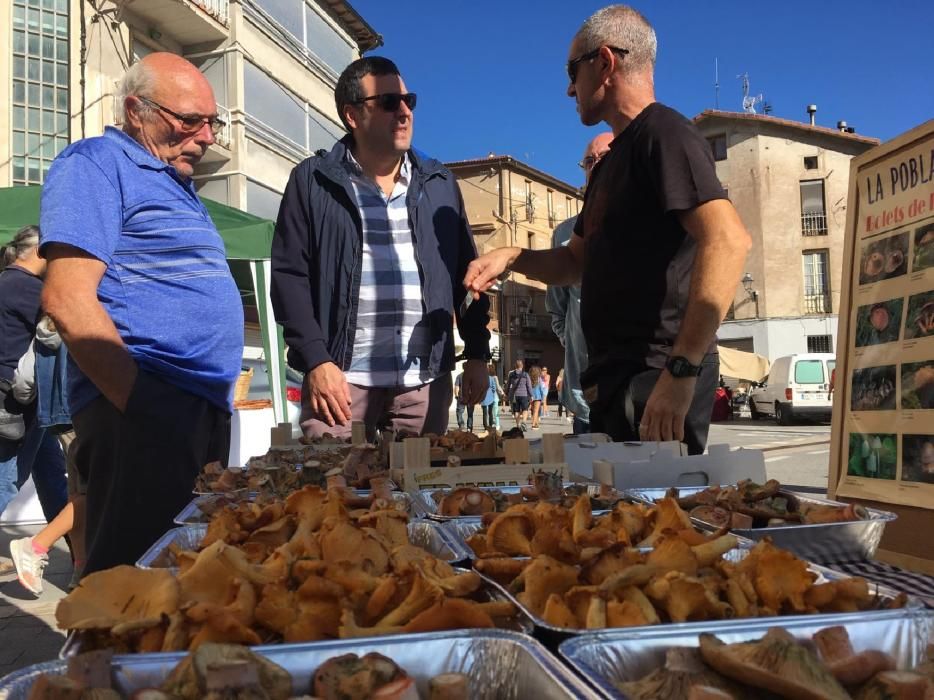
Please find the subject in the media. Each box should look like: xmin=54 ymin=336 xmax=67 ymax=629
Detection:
xmin=616 ymin=647 xmax=750 ymax=700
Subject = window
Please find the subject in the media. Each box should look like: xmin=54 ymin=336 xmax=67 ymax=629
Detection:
xmin=794 ymin=360 xmax=825 ymax=384
xmin=802 ymin=250 xmax=831 ymax=314
xmin=707 ymin=134 xmax=727 ymax=161
xmin=804 ymin=155 xmax=819 ymax=170
xmin=807 ymin=335 xmax=833 ymax=353
xmin=254 ymin=0 xmax=356 ymax=76
xmin=800 ymin=179 xmax=827 ymax=235
xmin=244 ymin=60 xmax=309 ymax=148
xmin=245 ymin=180 xmax=285 ymax=221
xmin=525 ymin=180 xmax=533 ymax=222
xmin=11 ymin=0 xmax=70 ymax=185
xmin=547 ymin=189 xmax=555 ymax=228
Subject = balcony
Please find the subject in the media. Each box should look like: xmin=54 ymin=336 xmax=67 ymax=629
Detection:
xmin=130 ymin=0 xmax=229 ymax=45
xmin=804 ymin=293 xmax=832 ymax=314
xmin=802 ymin=211 xmax=828 ymax=236
xmin=511 ymin=312 xmax=555 ymax=338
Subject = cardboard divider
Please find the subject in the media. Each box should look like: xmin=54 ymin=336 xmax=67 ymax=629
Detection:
xmin=593 ymin=444 xmax=766 ymax=489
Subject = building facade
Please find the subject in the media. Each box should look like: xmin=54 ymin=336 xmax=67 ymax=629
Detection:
xmin=446 ymin=155 xmax=583 ymax=380
xmin=2 ymin=0 xmax=380 ymax=348
xmin=694 ymin=110 xmax=878 ymax=363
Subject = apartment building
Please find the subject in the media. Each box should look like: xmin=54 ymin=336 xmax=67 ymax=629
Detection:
xmin=694 ymin=110 xmax=879 ymax=362
xmin=446 ymin=154 xmax=583 ymax=377
xmin=2 ymin=0 xmax=380 ymax=208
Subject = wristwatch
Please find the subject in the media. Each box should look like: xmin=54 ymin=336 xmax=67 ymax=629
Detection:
xmin=665 ymin=355 xmax=702 ymax=378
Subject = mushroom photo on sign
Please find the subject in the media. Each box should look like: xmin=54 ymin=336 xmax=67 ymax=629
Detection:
xmin=855 ymin=297 xmax=903 ymax=347
xmin=858 ymin=231 xmax=909 ymax=285
xmin=913 ymin=222 xmax=934 ymax=273
xmin=905 ymin=290 xmax=934 ymax=340
xmin=850 ymin=365 xmax=898 ymax=411
xmin=901 ymin=360 xmax=934 ymax=410
xmin=847 ymin=433 xmax=897 ymax=480
xmin=901 ymin=435 xmax=934 ymax=483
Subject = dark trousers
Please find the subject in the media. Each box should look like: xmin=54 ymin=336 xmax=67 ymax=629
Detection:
xmin=72 ymin=371 xmax=230 ymax=576
xmin=588 ymin=353 xmax=719 ymax=455
xmin=456 ymin=403 xmax=474 ymax=431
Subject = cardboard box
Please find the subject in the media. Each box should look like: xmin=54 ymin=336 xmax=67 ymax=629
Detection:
xmin=394 ymin=462 xmax=570 ymax=491
xmin=593 ymin=443 xmax=766 ymax=490
xmin=562 ymin=440 xmax=684 ymax=481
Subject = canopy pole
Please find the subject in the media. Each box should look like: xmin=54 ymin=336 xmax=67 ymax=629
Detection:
xmin=250 ymin=259 xmax=287 ymax=424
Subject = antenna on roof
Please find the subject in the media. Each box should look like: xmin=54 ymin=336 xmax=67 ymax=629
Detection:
xmin=714 ymin=57 xmax=720 ymax=110
xmin=737 ymin=72 xmax=764 ymax=114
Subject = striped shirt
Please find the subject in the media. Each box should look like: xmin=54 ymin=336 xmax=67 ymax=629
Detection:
xmin=343 ymin=151 xmax=435 ymax=388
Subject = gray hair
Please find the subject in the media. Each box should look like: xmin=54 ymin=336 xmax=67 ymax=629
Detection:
xmin=116 ymin=60 xmax=157 ymax=124
xmin=576 ymin=5 xmax=657 ymax=76
xmin=0 ymin=225 xmax=40 ymax=271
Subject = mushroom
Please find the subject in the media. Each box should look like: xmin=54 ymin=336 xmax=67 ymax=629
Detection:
xmin=812 ymin=625 xmax=895 ymax=686
xmin=616 ymin=647 xmax=748 ymax=700
xmin=698 ymin=628 xmax=850 ymax=700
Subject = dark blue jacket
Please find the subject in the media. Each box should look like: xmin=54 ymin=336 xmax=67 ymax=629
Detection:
xmin=271 ymin=137 xmax=490 ymax=376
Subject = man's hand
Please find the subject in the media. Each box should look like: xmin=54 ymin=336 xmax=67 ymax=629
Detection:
xmin=464 ymin=247 xmax=521 ymax=298
xmin=305 ymin=362 xmax=352 ymax=427
xmin=460 ymin=359 xmax=489 ymax=406
xmin=639 ymin=371 xmax=697 ymax=444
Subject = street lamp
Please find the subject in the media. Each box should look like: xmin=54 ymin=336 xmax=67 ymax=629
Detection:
xmin=742 ymin=272 xmax=760 ymax=318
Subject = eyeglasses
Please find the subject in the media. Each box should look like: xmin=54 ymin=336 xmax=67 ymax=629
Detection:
xmin=566 ymin=46 xmax=630 ymax=84
xmin=138 ymin=96 xmax=226 ymax=135
xmin=577 ymin=153 xmax=607 ymax=171
xmin=353 ymin=92 xmax=418 ymax=112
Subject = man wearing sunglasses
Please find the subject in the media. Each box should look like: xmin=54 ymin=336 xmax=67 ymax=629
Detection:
xmin=466 ymin=5 xmax=751 ymax=454
xmin=272 ymin=57 xmax=490 ymax=440
xmin=38 ymin=53 xmax=242 ymax=575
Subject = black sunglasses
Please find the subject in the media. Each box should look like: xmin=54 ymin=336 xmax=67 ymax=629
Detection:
xmin=138 ymin=96 xmax=226 ymax=135
xmin=566 ymin=46 xmax=630 ymax=84
xmin=353 ymin=92 xmax=417 ymax=112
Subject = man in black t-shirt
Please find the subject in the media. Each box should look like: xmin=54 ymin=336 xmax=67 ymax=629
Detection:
xmin=464 ymin=5 xmax=751 ymax=454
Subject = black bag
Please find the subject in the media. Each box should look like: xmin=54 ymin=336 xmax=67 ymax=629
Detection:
xmin=0 ymin=378 xmax=26 ymax=441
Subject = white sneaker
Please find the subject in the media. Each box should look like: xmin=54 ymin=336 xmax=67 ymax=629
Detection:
xmin=10 ymin=537 xmax=48 ymax=596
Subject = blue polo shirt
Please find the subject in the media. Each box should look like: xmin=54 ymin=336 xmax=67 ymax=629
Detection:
xmin=39 ymin=126 xmax=244 ymax=413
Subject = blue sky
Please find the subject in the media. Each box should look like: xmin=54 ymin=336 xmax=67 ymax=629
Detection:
xmin=351 ymin=0 xmax=934 ymax=187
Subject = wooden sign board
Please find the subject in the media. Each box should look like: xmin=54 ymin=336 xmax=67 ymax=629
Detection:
xmin=828 ymin=119 xmax=934 ymax=570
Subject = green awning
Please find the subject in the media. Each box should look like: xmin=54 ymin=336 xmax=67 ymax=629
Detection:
xmin=0 ymin=184 xmax=274 ymax=261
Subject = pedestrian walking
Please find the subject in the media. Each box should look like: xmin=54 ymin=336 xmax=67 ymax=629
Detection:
xmin=505 ymin=359 xmax=533 ymax=430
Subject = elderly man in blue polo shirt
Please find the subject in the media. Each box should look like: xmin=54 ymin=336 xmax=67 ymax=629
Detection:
xmin=39 ymin=53 xmax=243 ymax=575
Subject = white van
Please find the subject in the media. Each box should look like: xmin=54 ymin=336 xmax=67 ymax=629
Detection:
xmin=748 ymin=353 xmax=835 ymax=424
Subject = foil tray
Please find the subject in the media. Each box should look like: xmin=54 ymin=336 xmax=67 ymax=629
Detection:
xmin=625 ymin=486 xmax=897 ymax=563
xmin=6 ymin=630 xmax=597 ymax=700
xmin=559 ymin=608 xmax=934 ymax=699
xmin=137 ymin=518 xmax=470 ymax=570
xmin=418 ymin=484 xmax=632 ymax=522
xmin=175 ymin=489 xmax=420 ymax=525
xmin=471 ymin=546 xmax=916 ymax=642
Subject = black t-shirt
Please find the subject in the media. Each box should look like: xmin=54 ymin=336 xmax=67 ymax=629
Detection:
xmin=0 ymin=265 xmax=42 ymax=384
xmin=574 ymin=102 xmax=727 ymax=382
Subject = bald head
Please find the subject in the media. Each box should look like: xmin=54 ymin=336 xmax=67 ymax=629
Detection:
xmin=119 ymin=53 xmax=218 ymax=179
xmin=582 ymin=132 xmax=614 ymax=184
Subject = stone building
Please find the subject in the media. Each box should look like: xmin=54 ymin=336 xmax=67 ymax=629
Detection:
xmin=445 ymin=154 xmax=583 ymax=380
xmin=694 ymin=110 xmax=878 ymax=361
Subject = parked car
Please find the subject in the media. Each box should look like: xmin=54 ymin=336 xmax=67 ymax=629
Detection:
xmin=748 ymin=353 xmax=835 ymax=425
xmin=241 ymin=356 xmax=303 ymax=435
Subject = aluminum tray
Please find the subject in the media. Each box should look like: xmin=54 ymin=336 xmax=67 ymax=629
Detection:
xmin=5 ymin=629 xmax=597 ymax=700
xmin=419 ymin=484 xmax=634 ymax=522
xmin=138 ymin=519 xmax=470 ymax=570
xmin=174 ymin=489 xmax=420 ymax=525
xmin=625 ymin=486 xmax=897 ymax=563
xmin=559 ymin=608 xmax=934 ymax=699
xmin=472 ymin=546 xmax=915 ymax=643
